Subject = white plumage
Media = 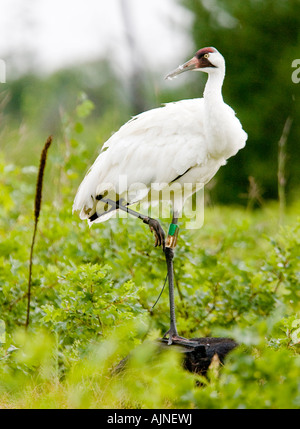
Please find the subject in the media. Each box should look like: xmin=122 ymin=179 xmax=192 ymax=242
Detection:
xmin=73 ymin=47 xmax=247 ymax=225
xmin=73 ymin=47 xmax=248 ymax=345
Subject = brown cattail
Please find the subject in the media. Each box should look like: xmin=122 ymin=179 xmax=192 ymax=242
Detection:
xmin=278 ymin=117 xmax=292 ymax=224
xmin=34 ymin=135 xmax=53 ymax=221
xmin=26 ymin=135 xmax=53 ymax=328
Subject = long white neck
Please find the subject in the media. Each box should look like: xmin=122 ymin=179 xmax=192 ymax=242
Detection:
xmin=203 ymin=69 xmax=225 ymax=104
xmin=202 ymin=68 xmax=228 ymax=156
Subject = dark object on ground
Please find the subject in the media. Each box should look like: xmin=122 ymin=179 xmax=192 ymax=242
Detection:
xmin=114 ymin=337 xmax=238 ymax=376
xmin=159 ymin=337 xmax=238 ymax=375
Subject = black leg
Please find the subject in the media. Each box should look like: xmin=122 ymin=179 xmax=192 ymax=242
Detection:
xmin=99 ymin=197 xmax=165 ymax=249
xmin=163 ymin=246 xmax=179 ymax=344
xmin=162 ymin=216 xmax=196 ymax=346
xmin=162 ymin=215 xmax=181 ymax=344
xmin=100 ymin=198 xmax=191 ymax=346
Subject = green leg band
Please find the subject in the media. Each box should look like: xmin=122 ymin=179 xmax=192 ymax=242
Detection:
xmin=168 ymin=223 xmax=179 ymax=236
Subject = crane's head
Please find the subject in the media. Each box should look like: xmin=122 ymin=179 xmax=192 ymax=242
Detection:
xmin=165 ymin=47 xmax=225 ymax=80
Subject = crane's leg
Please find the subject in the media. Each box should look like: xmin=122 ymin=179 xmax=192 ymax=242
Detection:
xmin=163 ymin=218 xmax=194 ymax=345
xmin=163 ymin=216 xmax=181 ymax=345
xmin=97 ymin=197 xmax=165 ymax=248
xmin=98 ymin=198 xmax=188 ymax=345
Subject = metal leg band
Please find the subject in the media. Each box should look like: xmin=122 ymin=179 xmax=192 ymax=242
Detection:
xmin=165 ymin=223 xmax=179 ymax=249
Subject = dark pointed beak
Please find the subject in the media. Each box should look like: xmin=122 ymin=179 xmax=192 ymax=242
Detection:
xmin=165 ymin=56 xmax=199 ymax=80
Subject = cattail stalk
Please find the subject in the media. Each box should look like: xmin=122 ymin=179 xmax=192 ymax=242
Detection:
xmin=26 ymin=136 xmax=53 ymax=328
xmin=278 ymin=117 xmax=292 ymax=224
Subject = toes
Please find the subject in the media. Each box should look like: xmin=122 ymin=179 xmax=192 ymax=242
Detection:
xmin=160 ymin=232 xmax=165 ymax=251
xmin=144 ymin=218 xmax=165 ymax=250
xmin=154 ymin=227 xmax=164 ymax=249
xmin=159 ymin=230 xmax=165 ymax=250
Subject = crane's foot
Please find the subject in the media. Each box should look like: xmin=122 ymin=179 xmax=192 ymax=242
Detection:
xmin=163 ymin=327 xmax=186 ymax=346
xmin=162 ymin=330 xmax=199 ymax=347
xmin=163 ymin=322 xmax=198 ymax=347
xmin=143 ymin=217 xmax=165 ymax=250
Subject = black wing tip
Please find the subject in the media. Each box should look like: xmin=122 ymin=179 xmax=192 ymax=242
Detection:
xmin=89 ymin=212 xmax=99 ymax=221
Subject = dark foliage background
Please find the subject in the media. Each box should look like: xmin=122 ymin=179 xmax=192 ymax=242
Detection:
xmin=180 ymin=0 xmax=300 ymax=204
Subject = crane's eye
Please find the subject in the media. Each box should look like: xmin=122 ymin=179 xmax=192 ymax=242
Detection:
xmin=204 ymin=53 xmax=209 ymax=59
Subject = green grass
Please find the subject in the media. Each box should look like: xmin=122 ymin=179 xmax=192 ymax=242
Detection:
xmin=0 ymin=98 xmax=299 ymax=409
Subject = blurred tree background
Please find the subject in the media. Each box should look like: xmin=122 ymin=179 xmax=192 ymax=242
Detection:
xmin=1 ymin=0 xmax=299 ymax=206
xmin=180 ymin=0 xmax=300 ymax=204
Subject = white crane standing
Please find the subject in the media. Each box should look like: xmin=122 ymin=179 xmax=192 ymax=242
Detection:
xmin=73 ymin=47 xmax=247 ymax=345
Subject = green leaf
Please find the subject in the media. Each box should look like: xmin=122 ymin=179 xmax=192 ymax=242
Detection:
xmin=0 ymin=320 xmax=6 ymax=344
xmin=76 ymin=100 xmax=95 ymax=118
